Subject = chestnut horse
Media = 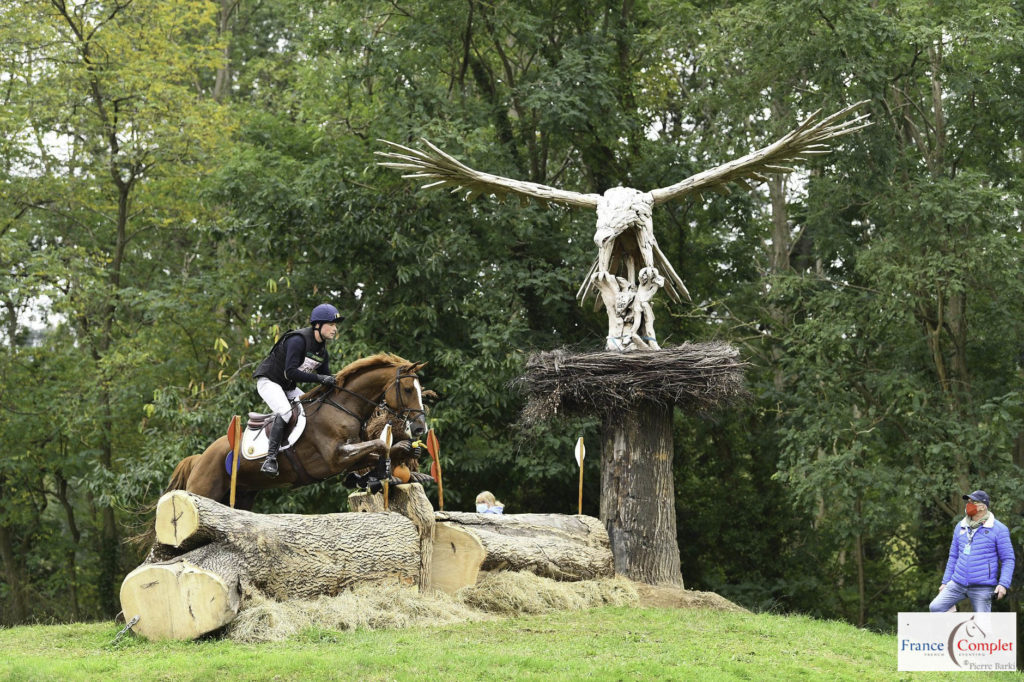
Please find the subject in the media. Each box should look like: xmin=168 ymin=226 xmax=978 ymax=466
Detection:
xmin=166 ymin=353 xmax=428 ymax=508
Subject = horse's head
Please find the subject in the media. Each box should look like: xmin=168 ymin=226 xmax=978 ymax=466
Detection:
xmin=382 ymin=361 xmax=429 ymax=439
xmin=322 ymin=354 xmax=430 ymax=439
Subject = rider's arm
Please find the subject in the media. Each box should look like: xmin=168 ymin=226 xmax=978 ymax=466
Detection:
xmin=282 ymin=335 xmax=322 ymax=384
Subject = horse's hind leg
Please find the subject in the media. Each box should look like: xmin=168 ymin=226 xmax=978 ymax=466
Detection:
xmin=233 ymin=489 xmax=258 ymax=511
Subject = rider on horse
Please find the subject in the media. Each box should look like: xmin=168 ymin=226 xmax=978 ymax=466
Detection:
xmin=253 ymin=303 xmax=343 ymax=477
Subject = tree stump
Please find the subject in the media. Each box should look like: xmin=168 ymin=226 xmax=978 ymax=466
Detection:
xmin=348 ymin=484 xmax=435 ymax=593
xmin=120 ymin=490 xmax=424 ymax=640
xmin=512 ymin=345 xmax=746 ymax=587
xmin=600 ymin=400 xmax=682 ymax=586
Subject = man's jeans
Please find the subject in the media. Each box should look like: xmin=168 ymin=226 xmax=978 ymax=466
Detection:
xmin=929 ymin=582 xmax=995 ymax=612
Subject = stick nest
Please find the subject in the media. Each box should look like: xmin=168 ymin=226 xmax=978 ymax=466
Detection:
xmin=512 ymin=343 xmax=748 ymax=424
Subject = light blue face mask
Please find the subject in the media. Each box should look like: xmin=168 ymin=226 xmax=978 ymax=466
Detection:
xmin=476 ymin=503 xmax=488 ymax=513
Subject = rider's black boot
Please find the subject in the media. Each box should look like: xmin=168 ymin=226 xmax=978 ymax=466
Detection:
xmin=261 ymin=415 xmax=286 ymax=477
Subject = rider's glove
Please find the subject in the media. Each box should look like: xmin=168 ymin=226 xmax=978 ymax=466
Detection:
xmin=317 ymin=374 xmax=337 ymax=387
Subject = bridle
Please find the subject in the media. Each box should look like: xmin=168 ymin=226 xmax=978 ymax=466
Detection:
xmin=304 ymin=366 xmax=426 ymax=430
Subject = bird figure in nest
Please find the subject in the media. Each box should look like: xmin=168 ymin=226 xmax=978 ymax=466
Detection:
xmin=378 ymin=102 xmax=870 ymax=350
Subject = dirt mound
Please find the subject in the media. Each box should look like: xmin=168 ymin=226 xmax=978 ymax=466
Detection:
xmin=633 ymin=583 xmax=748 ymax=612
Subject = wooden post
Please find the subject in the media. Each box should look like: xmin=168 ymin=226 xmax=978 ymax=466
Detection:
xmin=599 ymin=400 xmax=683 ymax=586
xmin=382 ymin=423 xmax=392 ymax=510
xmin=228 ymin=416 xmax=241 ymax=509
xmin=575 ymin=436 xmax=585 ymax=515
xmin=426 ymin=429 xmax=444 ymax=510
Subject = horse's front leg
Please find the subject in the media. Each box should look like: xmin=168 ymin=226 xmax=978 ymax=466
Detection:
xmin=332 ymin=439 xmax=388 ymax=474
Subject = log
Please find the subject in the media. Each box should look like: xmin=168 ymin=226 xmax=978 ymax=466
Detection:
xmin=123 ymin=485 xmax=614 ymax=639
xmin=431 ymin=521 xmax=487 ymax=595
xmin=351 ymin=492 xmax=614 ymax=595
xmin=120 ymin=490 xmax=423 ymax=640
xmin=431 ymin=511 xmax=614 ymax=593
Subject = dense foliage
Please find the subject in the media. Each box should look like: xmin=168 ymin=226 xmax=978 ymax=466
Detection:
xmin=2 ymin=0 xmax=1022 ymax=630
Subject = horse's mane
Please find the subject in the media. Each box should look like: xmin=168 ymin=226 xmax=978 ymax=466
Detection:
xmin=303 ymin=352 xmax=415 ymax=400
xmin=335 ymin=352 xmax=413 ymax=386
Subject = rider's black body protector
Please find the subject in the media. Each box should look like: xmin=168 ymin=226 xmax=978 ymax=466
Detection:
xmin=253 ymin=327 xmax=331 ymax=391
xmin=254 ymin=327 xmax=332 ymax=476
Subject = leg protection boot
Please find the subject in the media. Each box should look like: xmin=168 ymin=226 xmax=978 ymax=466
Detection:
xmin=261 ymin=414 xmax=287 ymax=477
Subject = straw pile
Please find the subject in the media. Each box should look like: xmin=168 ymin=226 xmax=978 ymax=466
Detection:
xmin=512 ymin=343 xmax=747 ymax=424
xmin=226 ymin=572 xmax=639 ymax=643
xmin=458 ymin=572 xmax=638 ymax=616
xmin=227 ymin=582 xmax=483 ymax=643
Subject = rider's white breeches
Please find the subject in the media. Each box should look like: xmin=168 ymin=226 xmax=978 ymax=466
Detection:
xmin=257 ymin=378 xmax=303 ymax=417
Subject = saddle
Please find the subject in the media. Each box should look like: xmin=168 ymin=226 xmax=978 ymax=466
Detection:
xmin=247 ymin=403 xmax=301 ymax=437
xmin=226 ymin=403 xmax=306 ymax=473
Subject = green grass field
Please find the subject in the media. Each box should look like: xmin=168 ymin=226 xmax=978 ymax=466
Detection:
xmin=1 ymin=606 xmax=1021 ymax=681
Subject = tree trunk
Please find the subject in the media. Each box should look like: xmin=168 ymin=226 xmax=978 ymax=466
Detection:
xmin=600 ymin=400 xmax=683 ymax=586
xmin=212 ymin=0 xmax=236 ymax=102
xmin=122 ymin=489 xmax=426 ymax=640
xmin=0 ymin=521 xmax=27 ymax=624
xmin=855 ymin=497 xmax=865 ymax=628
xmin=56 ymin=473 xmax=82 ymax=621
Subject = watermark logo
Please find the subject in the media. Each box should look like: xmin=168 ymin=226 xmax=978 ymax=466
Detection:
xmin=898 ymin=612 xmax=1016 ymax=672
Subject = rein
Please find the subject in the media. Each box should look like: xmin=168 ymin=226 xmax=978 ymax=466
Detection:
xmin=284 ymin=365 xmax=425 ymax=488
xmin=302 ymin=366 xmax=425 ymax=427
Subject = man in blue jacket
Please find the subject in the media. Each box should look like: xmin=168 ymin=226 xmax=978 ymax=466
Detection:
xmin=929 ymin=490 xmax=1014 ymax=612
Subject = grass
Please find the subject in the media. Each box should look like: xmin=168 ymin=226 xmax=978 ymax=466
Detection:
xmin=1 ymin=607 xmax=1022 ymax=681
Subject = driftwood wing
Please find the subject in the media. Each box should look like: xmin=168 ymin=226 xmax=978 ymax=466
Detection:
xmin=376 ymin=138 xmax=601 ymax=209
xmin=648 ymin=101 xmax=871 ymax=205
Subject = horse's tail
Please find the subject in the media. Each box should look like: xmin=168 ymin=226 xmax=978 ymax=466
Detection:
xmin=166 ymin=454 xmax=199 ymax=492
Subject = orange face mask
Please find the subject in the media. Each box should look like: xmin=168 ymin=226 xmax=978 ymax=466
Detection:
xmin=966 ymin=502 xmax=979 ymax=517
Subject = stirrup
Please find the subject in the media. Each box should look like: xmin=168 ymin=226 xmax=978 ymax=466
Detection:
xmin=261 ymin=455 xmax=279 ymax=477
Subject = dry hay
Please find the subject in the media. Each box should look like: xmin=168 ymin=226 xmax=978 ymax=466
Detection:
xmin=227 ymin=582 xmax=484 ymax=643
xmin=633 ymin=583 xmax=748 ymax=613
xmin=457 ymin=571 xmax=639 ymax=615
xmin=226 ymin=572 xmax=639 ymax=643
xmin=512 ymin=343 xmax=747 ymax=424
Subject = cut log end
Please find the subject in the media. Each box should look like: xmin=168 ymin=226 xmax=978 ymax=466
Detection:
xmin=119 ymin=561 xmax=239 ymax=641
xmin=155 ymin=490 xmax=200 ymax=547
xmin=431 ymin=523 xmax=486 ymax=595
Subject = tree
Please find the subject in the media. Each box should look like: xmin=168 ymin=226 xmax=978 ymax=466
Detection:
xmin=692 ymin=0 xmax=1024 ymax=625
xmin=0 ymin=0 xmax=233 ymax=618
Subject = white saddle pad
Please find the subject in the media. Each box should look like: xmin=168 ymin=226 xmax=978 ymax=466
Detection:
xmin=239 ymin=404 xmax=306 ymax=460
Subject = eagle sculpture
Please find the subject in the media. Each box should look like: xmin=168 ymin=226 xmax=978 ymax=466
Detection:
xmin=378 ymin=102 xmax=869 ymax=350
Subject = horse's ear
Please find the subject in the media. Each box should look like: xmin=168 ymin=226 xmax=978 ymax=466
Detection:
xmin=411 ymin=361 xmax=428 ymax=373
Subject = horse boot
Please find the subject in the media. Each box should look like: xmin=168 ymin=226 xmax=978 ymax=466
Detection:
xmin=343 ymin=472 xmax=368 ymax=489
xmin=260 ymin=414 xmax=287 ymax=477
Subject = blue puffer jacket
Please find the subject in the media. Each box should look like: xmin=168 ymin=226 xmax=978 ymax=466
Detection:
xmin=941 ymin=514 xmax=1015 ymax=588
